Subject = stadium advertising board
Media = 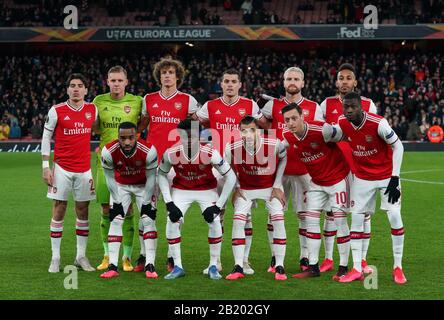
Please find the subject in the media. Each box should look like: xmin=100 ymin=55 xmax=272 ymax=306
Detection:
xmin=0 ymin=25 xmax=443 ymax=42
xmin=0 ymin=141 xmax=100 ymax=152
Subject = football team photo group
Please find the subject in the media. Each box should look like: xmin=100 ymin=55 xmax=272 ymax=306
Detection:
xmin=42 ymin=59 xmax=407 ymax=285
xmin=1 ymin=0 xmax=444 ymax=306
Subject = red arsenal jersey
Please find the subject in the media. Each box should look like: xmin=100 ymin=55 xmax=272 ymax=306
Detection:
xmin=142 ymin=90 xmax=198 ymax=161
xmin=197 ymin=96 xmax=262 ymax=154
xmin=161 ymin=143 xmax=230 ymax=191
xmin=102 ymin=139 xmax=157 ymax=185
xmin=338 ymin=112 xmax=397 ymax=181
xmin=321 ymin=95 xmax=377 ymax=173
xmin=44 ymin=101 xmax=97 ymax=173
xmin=282 ymin=121 xmax=350 ymax=186
xmin=262 ymin=96 xmax=323 ymax=176
xmin=225 ymin=137 xmax=286 ymax=190
xmin=321 ymin=95 xmax=377 ymax=125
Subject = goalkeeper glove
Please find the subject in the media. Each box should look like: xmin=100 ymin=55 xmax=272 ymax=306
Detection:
xmin=166 ymin=202 xmax=183 ymax=223
xmin=141 ymin=203 xmax=157 ymax=220
xmin=109 ymin=203 xmax=124 ymax=222
xmin=202 ymin=205 xmax=221 ymax=223
xmin=384 ymin=176 xmax=401 ymax=204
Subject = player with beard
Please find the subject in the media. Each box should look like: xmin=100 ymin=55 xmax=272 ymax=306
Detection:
xmin=260 ymin=67 xmax=323 ymax=273
xmin=319 ymin=63 xmax=377 ymax=274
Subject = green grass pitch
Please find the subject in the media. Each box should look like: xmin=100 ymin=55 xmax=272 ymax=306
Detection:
xmin=0 ymin=152 xmax=443 ymax=300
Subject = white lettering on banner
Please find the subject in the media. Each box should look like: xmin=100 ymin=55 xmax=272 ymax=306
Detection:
xmin=106 ymin=29 xmax=213 ymax=40
xmin=2 ymin=144 xmax=41 ymax=152
xmin=337 ymin=27 xmax=375 ymax=39
xmin=173 ymin=29 xmax=212 ymax=38
xmin=0 ymin=142 xmax=100 ymax=152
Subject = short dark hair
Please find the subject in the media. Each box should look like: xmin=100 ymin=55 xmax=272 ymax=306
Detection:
xmin=343 ymin=91 xmax=361 ymax=103
xmin=240 ymin=115 xmax=258 ymax=127
xmin=222 ymin=68 xmax=241 ymax=81
xmin=118 ymin=121 xmax=137 ymax=131
xmin=177 ymin=117 xmax=202 ymax=132
xmin=66 ymin=73 xmax=88 ymax=88
xmin=338 ymin=63 xmax=356 ymax=75
xmin=281 ymin=102 xmax=302 ymax=116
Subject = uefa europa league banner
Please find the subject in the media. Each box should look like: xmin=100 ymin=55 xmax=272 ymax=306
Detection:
xmin=0 ymin=25 xmax=443 ymax=42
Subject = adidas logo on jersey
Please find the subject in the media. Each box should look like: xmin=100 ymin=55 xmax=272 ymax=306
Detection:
xmin=215 ymin=110 xmax=221 ymax=115
xmin=332 ymin=109 xmax=338 ymax=114
xmin=64 ymin=115 xmax=71 ymax=120
xmin=153 ymin=103 xmax=159 ymax=108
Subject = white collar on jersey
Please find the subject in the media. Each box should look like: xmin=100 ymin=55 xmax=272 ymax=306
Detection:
xmin=119 ymin=146 xmax=137 ymax=159
xmin=220 ymin=96 xmax=240 ymax=106
xmin=66 ymin=100 xmax=85 ymax=112
xmin=284 ymin=96 xmax=304 ymax=105
xmin=294 ymin=122 xmax=308 ymax=141
xmin=351 ymin=112 xmax=368 ymax=130
xmin=159 ymin=90 xmax=179 ymax=100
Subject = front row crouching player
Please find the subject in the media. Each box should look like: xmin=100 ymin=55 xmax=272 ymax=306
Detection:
xmin=42 ymin=73 xmax=97 ymax=273
xmin=99 ymin=122 xmax=158 ymax=279
xmin=225 ymin=116 xmax=288 ymax=281
xmin=337 ymin=92 xmax=406 ymax=284
xmin=282 ymin=103 xmax=351 ymax=281
xmin=158 ymin=118 xmax=236 ymax=280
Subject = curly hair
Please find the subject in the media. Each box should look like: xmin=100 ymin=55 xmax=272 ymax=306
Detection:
xmin=152 ymin=58 xmax=186 ymax=88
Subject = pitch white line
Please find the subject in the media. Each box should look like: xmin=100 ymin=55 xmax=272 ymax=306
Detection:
xmin=401 ymin=169 xmax=444 ymax=174
xmin=401 ymin=178 xmax=444 ymax=185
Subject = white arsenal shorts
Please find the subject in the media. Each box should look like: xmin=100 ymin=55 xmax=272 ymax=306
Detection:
xmin=171 ymin=188 xmax=219 ymax=223
xmin=350 ymin=176 xmax=401 ymax=214
xmin=116 ymin=184 xmax=147 ymax=215
xmin=47 ymin=163 xmax=95 ymax=202
xmin=283 ymin=173 xmax=311 ymax=213
xmin=307 ymin=173 xmax=352 ymax=213
xmin=234 ymin=188 xmax=284 ymax=215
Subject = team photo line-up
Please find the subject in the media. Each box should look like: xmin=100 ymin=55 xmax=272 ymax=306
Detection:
xmin=41 ymin=58 xmax=406 ymax=284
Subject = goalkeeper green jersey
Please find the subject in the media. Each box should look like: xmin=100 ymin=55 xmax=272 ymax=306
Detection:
xmin=93 ymin=93 xmax=142 ymax=166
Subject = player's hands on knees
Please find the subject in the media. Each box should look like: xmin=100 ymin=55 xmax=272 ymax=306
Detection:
xmin=202 ymin=205 xmax=221 ymax=223
xmin=271 ymin=187 xmax=286 ymax=207
xmin=42 ymin=168 xmax=53 ymax=186
xmin=141 ymin=203 xmax=157 ymax=220
xmin=232 ymin=188 xmax=246 ymax=204
xmin=109 ymin=203 xmax=125 ymax=222
xmin=384 ymin=176 xmax=401 ymax=204
xmin=166 ymin=202 xmax=183 ymax=223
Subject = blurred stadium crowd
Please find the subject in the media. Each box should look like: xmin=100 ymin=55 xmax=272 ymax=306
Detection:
xmin=0 ymin=0 xmax=443 ymax=27
xmin=0 ymin=49 xmax=442 ymax=141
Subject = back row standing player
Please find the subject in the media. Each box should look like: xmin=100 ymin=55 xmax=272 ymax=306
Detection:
xmin=42 ymin=73 xmax=97 ymax=273
xmin=196 ymin=68 xmax=265 ymax=275
xmin=138 ymin=58 xmax=199 ymax=272
xmin=319 ymin=63 xmax=377 ymax=274
xmin=93 ymin=66 xmax=143 ymax=272
xmin=260 ymin=67 xmax=323 ymax=273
